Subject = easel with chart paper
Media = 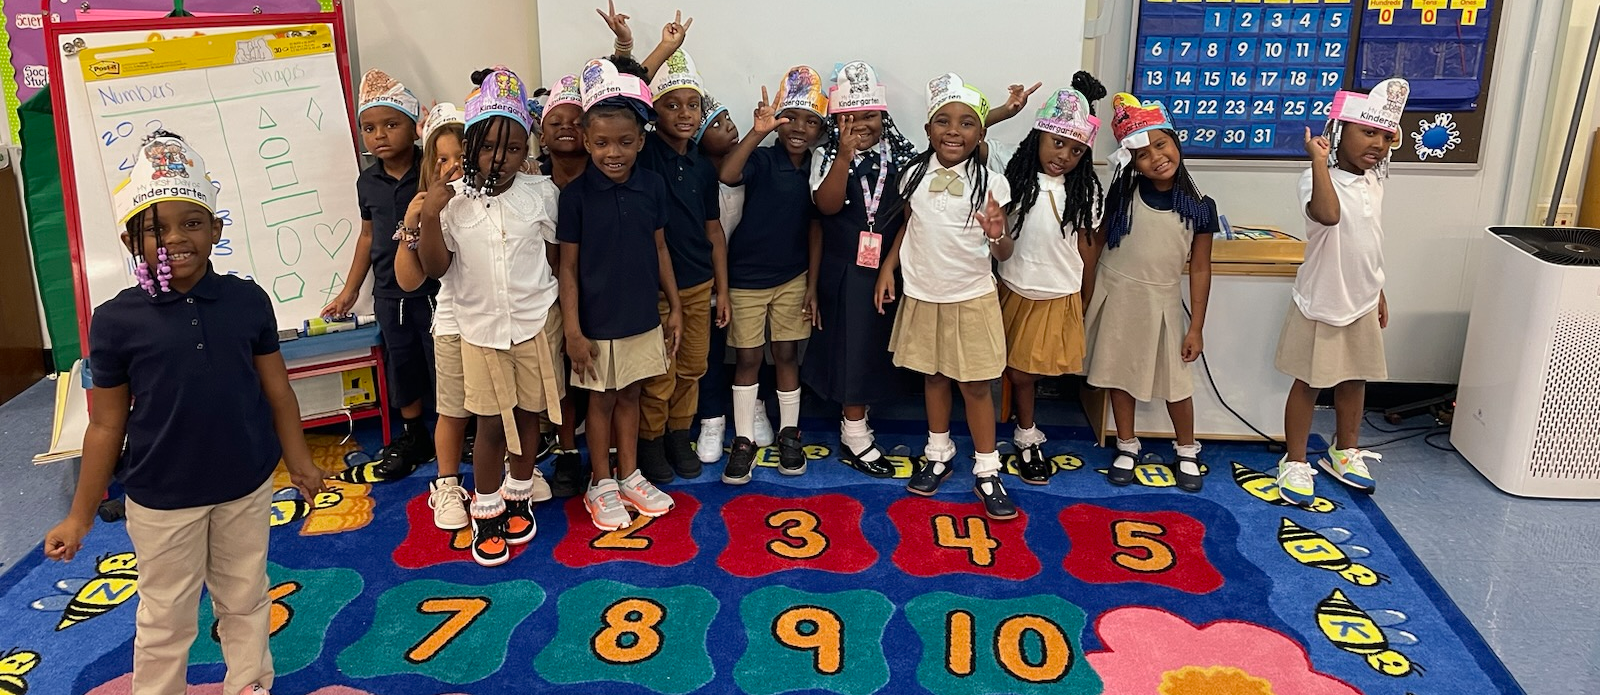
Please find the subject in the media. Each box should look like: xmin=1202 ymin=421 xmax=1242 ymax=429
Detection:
xmin=45 ymin=10 xmax=363 ymax=350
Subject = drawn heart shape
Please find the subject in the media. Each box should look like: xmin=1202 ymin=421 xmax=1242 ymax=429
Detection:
xmin=315 ymin=218 xmax=353 ymax=259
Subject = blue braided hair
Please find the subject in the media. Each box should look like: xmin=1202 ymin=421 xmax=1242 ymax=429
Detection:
xmin=1102 ymin=128 xmax=1211 ymax=249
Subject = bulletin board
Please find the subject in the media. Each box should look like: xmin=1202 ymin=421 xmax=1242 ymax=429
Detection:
xmin=45 ymin=12 xmax=363 ymax=349
xmin=1129 ymin=0 xmax=1499 ymax=164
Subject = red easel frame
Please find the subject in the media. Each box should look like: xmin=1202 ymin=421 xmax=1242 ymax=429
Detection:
xmin=43 ymin=2 xmax=359 ymax=352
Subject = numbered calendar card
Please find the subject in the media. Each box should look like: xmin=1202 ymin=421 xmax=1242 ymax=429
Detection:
xmin=1130 ymin=0 xmax=1497 ymax=163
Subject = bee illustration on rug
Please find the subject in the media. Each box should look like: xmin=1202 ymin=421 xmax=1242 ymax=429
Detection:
xmin=1314 ymin=588 xmax=1421 ymax=677
xmin=1232 ymin=462 xmax=1340 ymax=512
xmin=30 ymin=551 xmax=138 ymax=630
xmin=1097 ymin=453 xmax=1207 ymax=488
xmin=1278 ymin=518 xmax=1389 ymax=586
xmin=270 ymin=487 xmax=345 ymax=527
xmin=268 ymin=478 xmax=373 ymax=536
xmin=0 ymin=649 xmax=40 ymax=695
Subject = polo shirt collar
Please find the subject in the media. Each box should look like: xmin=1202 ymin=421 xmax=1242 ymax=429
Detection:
xmin=584 ymin=162 xmax=648 ymax=192
xmin=367 ymin=147 xmax=423 ymax=184
xmin=147 ymin=264 xmax=222 ymax=304
xmin=648 ymin=131 xmax=694 ymax=163
xmin=1330 ymin=166 xmax=1367 ymax=185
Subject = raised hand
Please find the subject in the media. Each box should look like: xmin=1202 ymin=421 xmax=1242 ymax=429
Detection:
xmin=1003 ymin=82 xmax=1042 ymax=115
xmin=837 ymin=114 xmax=863 ymax=155
xmin=1304 ymin=126 xmax=1332 ymax=163
xmin=752 ymin=86 xmax=791 ymax=134
xmin=661 ymin=10 xmax=693 ymax=50
xmin=596 ymin=0 xmax=632 ymax=45
xmin=974 ymin=192 xmax=1006 ymax=240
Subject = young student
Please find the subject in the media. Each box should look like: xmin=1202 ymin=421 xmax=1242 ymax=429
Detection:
xmin=44 ymin=131 xmax=326 ymax=695
xmin=636 ymin=49 xmax=730 ymax=483
xmin=537 ymin=74 xmax=592 ymax=498
xmin=1083 ymin=93 xmax=1218 ymax=492
xmin=804 ymin=60 xmax=919 ymax=479
xmin=1275 ymin=79 xmax=1409 ymax=506
xmin=873 ymin=74 xmax=1016 ymax=519
xmin=998 ymin=72 xmax=1107 ymax=485
xmin=417 ymin=67 xmax=559 ymax=567
xmin=713 ymin=67 xmax=829 ymax=483
xmin=561 ymin=58 xmax=681 ymax=531
xmin=324 ymin=69 xmax=436 ymax=480
xmin=393 ymin=103 xmax=475 ymax=531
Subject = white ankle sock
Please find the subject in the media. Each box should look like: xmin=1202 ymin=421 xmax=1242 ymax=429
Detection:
xmin=974 ymin=450 xmax=1002 ymax=476
xmin=1113 ymin=437 xmax=1140 ymax=470
xmin=732 ymin=384 xmax=759 ymax=440
xmin=777 ymin=389 xmax=801 ymax=429
xmin=1014 ymin=425 xmax=1046 ymax=448
xmin=927 ymin=431 xmax=956 ymax=461
xmin=471 ymin=490 xmax=505 ymax=518
xmin=1174 ymin=443 xmax=1202 ymax=476
xmin=501 ymin=475 xmax=533 ymax=501
xmin=841 ymin=418 xmax=881 ymax=462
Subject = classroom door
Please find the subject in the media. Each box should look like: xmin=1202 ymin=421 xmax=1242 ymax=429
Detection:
xmin=0 ymin=155 xmax=48 ymax=404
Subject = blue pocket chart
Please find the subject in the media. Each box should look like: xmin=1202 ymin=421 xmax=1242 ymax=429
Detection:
xmin=1132 ymin=0 xmax=1363 ymax=159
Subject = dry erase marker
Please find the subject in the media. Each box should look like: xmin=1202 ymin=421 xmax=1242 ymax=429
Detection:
xmin=304 ymin=317 xmax=357 ymax=336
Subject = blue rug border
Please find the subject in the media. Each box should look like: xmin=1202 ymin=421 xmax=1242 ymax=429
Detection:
xmin=0 ymin=422 xmax=1528 ymax=694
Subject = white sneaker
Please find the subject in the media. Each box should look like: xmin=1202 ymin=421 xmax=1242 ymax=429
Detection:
xmin=753 ymin=402 xmax=775 ymax=447
xmin=696 ymin=416 xmax=726 ymax=463
xmin=617 ymin=470 xmax=675 ymax=517
xmin=527 ymin=467 xmax=553 ymax=503
xmin=1276 ymin=458 xmax=1318 ymax=508
xmin=584 ymin=478 xmax=631 ymax=531
xmin=428 ymin=477 xmax=470 ymax=530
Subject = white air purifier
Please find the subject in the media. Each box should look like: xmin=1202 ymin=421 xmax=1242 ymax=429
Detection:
xmin=1453 ymin=227 xmax=1600 ymax=498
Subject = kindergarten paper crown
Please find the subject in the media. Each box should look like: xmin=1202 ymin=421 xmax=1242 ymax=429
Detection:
xmin=649 ymin=49 xmax=704 ymax=101
xmin=1110 ymin=92 xmax=1172 ymax=145
xmin=357 ymin=68 xmax=420 ymax=121
xmin=466 ymin=66 xmax=533 ymax=131
xmin=543 ymin=74 xmax=583 ymax=113
xmin=693 ymin=93 xmax=728 ymax=144
xmin=926 ymin=72 xmax=990 ymax=124
xmin=1034 ymin=87 xmax=1099 ymax=145
xmin=777 ymin=65 xmax=828 ymax=117
xmin=828 ymin=61 xmax=888 ymax=114
xmin=113 ymin=132 xmax=217 ymax=225
xmin=1330 ymin=78 xmax=1410 ymax=134
xmin=419 ymin=102 xmax=464 ymax=145
xmin=581 ymin=58 xmax=654 ymax=112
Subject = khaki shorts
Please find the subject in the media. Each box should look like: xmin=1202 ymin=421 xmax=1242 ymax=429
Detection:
xmin=434 ymin=334 xmax=469 ymax=419
xmin=728 ymin=274 xmax=811 ymax=349
xmin=461 ymin=306 xmax=566 ymax=455
xmin=1275 ymin=305 xmax=1387 ymax=389
xmin=571 ymin=325 xmax=670 ymax=392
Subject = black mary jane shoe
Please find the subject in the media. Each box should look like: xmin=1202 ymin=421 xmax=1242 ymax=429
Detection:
xmin=1171 ymin=454 xmax=1205 ymax=493
xmin=974 ymin=474 xmax=1018 ymax=520
xmin=907 ymin=457 xmax=953 ymax=496
xmin=1105 ymin=450 xmax=1139 ymax=487
xmin=1018 ymin=444 xmax=1051 ymax=486
xmin=841 ymin=442 xmax=897 ymax=478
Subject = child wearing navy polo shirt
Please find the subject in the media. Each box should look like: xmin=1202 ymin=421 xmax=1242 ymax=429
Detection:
xmin=45 ymin=131 xmax=326 ymax=695
xmin=560 ymin=59 xmax=682 ymax=532
xmin=714 ymin=66 xmax=829 ymax=484
xmin=636 ymin=49 xmax=730 ymax=484
xmin=323 ymin=69 xmax=436 ymax=481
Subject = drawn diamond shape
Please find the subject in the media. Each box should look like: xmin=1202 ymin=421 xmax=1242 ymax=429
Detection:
xmin=273 ymin=273 xmax=305 ymax=302
xmin=306 ymin=98 xmax=324 ymax=131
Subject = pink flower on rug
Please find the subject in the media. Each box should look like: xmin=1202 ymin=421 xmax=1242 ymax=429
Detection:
xmin=1086 ymin=606 xmax=1361 ymax=695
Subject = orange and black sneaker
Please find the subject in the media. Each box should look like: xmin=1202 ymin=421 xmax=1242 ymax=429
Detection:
xmin=503 ymin=499 xmax=537 ymax=546
xmin=470 ymin=514 xmax=509 ymax=567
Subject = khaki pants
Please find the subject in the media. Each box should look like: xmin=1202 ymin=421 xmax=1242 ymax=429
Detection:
xmin=642 ymin=279 xmax=712 ymax=436
xmin=125 ymin=480 xmax=273 ymax=695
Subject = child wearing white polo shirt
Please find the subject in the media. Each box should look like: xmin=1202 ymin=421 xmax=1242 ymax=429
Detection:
xmin=875 ymin=74 xmax=1016 ymax=520
xmin=1275 ymin=78 xmax=1410 ymax=508
xmin=418 ymin=67 xmax=562 ymax=568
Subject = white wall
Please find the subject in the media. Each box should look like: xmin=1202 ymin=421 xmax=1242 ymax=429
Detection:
xmin=347 ymin=0 xmax=540 ymax=116
xmin=1092 ymin=2 xmax=1561 ymax=384
xmin=1531 ymin=0 xmax=1600 ymax=219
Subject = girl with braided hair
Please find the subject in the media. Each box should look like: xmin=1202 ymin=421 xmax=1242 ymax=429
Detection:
xmin=996 ymin=71 xmax=1107 ymax=485
xmin=418 ymin=67 xmax=565 ymax=567
xmin=1083 ymin=93 xmax=1219 ymax=493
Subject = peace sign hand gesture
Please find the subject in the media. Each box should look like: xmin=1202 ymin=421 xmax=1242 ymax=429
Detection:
xmin=596 ymin=0 xmax=632 ymax=45
xmin=662 ymin=10 xmax=693 ymax=50
xmin=752 ymin=86 xmax=791 ymax=135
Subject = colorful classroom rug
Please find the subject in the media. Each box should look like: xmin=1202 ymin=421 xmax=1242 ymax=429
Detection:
xmin=0 ymin=425 xmax=1524 ymax=695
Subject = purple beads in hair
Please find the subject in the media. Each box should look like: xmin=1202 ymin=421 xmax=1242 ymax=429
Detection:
xmin=155 ymin=248 xmax=172 ymax=293
xmin=135 ymin=248 xmax=174 ymax=297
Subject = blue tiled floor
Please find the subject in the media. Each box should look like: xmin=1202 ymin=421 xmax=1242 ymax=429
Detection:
xmin=2 ymin=379 xmax=1597 ymax=693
